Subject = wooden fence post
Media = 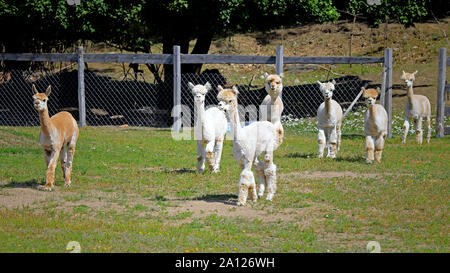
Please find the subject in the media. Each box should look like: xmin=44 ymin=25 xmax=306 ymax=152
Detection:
xmin=276 ymin=45 xmax=284 ymax=100
xmin=77 ymin=46 xmax=86 ymax=127
xmin=383 ymin=48 xmax=393 ymax=138
xmin=436 ymin=48 xmax=447 ymax=137
xmin=173 ymin=45 xmax=182 ymax=132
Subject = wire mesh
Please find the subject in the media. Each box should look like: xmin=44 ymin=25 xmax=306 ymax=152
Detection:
xmin=0 ymin=62 xmax=383 ymax=135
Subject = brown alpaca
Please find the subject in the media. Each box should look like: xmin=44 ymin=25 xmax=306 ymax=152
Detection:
xmin=32 ymin=85 xmax=79 ymax=191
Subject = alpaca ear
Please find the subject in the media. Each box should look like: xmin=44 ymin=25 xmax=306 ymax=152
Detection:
xmin=32 ymin=84 xmax=38 ymax=94
xmin=316 ymin=81 xmax=322 ymax=86
xmin=331 ymin=79 xmax=336 ymax=85
xmin=264 ymin=72 xmax=269 ymax=78
xmin=204 ymin=82 xmax=212 ymax=91
xmin=376 ymin=87 xmax=380 ymax=96
xmin=361 ymin=87 xmax=366 ymax=92
xmin=278 ymin=72 xmax=284 ymax=79
xmin=188 ymin=82 xmax=195 ymax=90
xmin=217 ymin=85 xmax=224 ymax=92
xmin=45 ymin=86 xmax=51 ymax=97
xmin=232 ymin=85 xmax=239 ymax=95
xmin=413 ymin=70 xmax=418 ymax=76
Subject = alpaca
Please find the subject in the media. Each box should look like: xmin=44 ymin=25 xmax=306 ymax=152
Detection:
xmin=363 ymin=87 xmax=388 ymax=164
xmin=260 ymin=73 xmax=284 ymax=147
xmin=316 ymin=80 xmax=343 ymax=158
xmin=217 ymin=85 xmax=278 ymax=206
xmin=188 ymin=82 xmax=227 ymax=173
xmin=400 ymin=71 xmax=431 ymax=144
xmin=32 ymin=85 xmax=79 ymax=191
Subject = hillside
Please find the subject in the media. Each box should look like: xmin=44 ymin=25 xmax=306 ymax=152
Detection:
xmin=87 ymin=18 xmax=450 ymax=114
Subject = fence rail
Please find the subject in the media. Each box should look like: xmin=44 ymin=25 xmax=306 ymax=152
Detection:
xmin=0 ymin=46 xmax=392 ymax=136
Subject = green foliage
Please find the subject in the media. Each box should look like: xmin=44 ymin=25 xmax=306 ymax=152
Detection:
xmin=347 ymin=0 xmax=432 ymax=27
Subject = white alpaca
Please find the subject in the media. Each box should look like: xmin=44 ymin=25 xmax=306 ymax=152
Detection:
xmin=316 ymin=80 xmax=343 ymax=158
xmin=260 ymin=73 xmax=284 ymax=147
xmin=32 ymin=85 xmax=79 ymax=191
xmin=363 ymin=87 xmax=388 ymax=164
xmin=217 ymin=85 xmax=278 ymax=206
xmin=400 ymin=71 xmax=431 ymax=144
xmin=188 ymin=82 xmax=227 ymax=173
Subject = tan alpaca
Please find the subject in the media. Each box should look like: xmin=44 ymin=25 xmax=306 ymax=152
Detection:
xmin=260 ymin=73 xmax=284 ymax=148
xmin=32 ymin=85 xmax=79 ymax=191
xmin=400 ymin=71 xmax=431 ymax=144
xmin=363 ymin=88 xmax=388 ymax=164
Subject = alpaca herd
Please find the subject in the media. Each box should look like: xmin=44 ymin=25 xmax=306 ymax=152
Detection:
xmin=31 ymin=70 xmax=431 ymax=206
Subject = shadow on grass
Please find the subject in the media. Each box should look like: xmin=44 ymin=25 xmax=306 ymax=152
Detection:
xmin=285 ymin=152 xmax=315 ymax=159
xmin=0 ymin=179 xmax=41 ymax=189
xmin=161 ymin=168 xmax=196 ymax=174
xmin=195 ymin=194 xmax=238 ymax=205
xmin=334 ymin=155 xmax=366 ymax=163
xmin=341 ymin=134 xmax=365 ymax=140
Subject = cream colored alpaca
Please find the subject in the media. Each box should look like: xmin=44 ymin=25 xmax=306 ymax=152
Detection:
xmin=401 ymin=71 xmax=431 ymax=144
xmin=32 ymin=85 xmax=79 ymax=191
xmin=363 ymin=87 xmax=388 ymax=164
xmin=260 ymin=73 xmax=284 ymax=147
xmin=316 ymin=80 xmax=343 ymax=158
xmin=217 ymin=85 xmax=278 ymax=206
xmin=188 ymin=82 xmax=227 ymax=173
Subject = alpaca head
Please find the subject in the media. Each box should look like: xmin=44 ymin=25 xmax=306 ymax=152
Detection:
xmin=317 ymin=80 xmax=336 ymax=100
xmin=401 ymin=70 xmax=418 ymax=87
xmin=264 ymin=73 xmax=283 ymax=98
xmin=217 ymin=85 xmax=239 ymax=112
xmin=32 ymin=84 xmax=51 ymax=112
xmin=188 ymin=82 xmax=212 ymax=104
xmin=362 ymin=87 xmax=380 ymax=106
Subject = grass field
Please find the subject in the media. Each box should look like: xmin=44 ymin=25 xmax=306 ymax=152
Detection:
xmin=0 ymin=125 xmax=448 ymax=253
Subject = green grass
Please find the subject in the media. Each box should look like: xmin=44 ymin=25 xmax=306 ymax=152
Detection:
xmin=0 ymin=126 xmax=448 ymax=253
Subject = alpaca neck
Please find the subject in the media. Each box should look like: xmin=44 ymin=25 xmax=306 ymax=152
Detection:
xmin=228 ymin=106 xmax=242 ymax=141
xmin=407 ymin=85 xmax=414 ymax=104
xmin=194 ymin=102 xmax=206 ymax=126
xmin=368 ymin=104 xmax=376 ymax=118
xmin=39 ymin=109 xmax=53 ymax=137
xmin=325 ymin=98 xmax=332 ymax=113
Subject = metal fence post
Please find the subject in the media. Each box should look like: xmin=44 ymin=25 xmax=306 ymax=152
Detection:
xmin=384 ymin=48 xmax=393 ymax=138
xmin=436 ymin=48 xmax=447 ymax=137
xmin=77 ymin=46 xmax=86 ymax=127
xmin=173 ymin=45 xmax=181 ymax=131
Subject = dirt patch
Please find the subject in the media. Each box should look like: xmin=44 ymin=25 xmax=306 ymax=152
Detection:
xmin=0 ymin=188 xmax=54 ymax=209
xmin=280 ymin=171 xmax=380 ymax=180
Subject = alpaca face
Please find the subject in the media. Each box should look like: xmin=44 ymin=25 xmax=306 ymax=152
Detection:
xmin=265 ymin=74 xmax=283 ymax=98
xmin=32 ymin=85 xmax=51 ymax=112
xmin=401 ymin=70 xmax=417 ymax=87
xmin=217 ymin=85 xmax=239 ymax=112
xmin=362 ymin=88 xmax=379 ymax=106
xmin=317 ymin=80 xmax=336 ymax=100
xmin=188 ymin=82 xmax=211 ymax=104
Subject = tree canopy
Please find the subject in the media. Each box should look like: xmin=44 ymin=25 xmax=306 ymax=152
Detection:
xmin=0 ymin=0 xmax=447 ymax=70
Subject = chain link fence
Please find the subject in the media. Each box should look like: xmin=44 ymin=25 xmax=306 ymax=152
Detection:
xmin=0 ymin=63 xmax=382 ymax=136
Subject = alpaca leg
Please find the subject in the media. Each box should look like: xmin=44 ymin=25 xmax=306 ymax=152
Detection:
xmin=64 ymin=144 xmax=76 ymax=187
xmin=264 ymin=152 xmax=277 ymax=201
xmin=325 ymin=128 xmax=332 ymax=157
xmin=374 ymin=134 xmax=386 ymax=163
xmin=317 ymin=128 xmax=326 ymax=158
xmin=212 ymin=139 xmax=224 ymax=173
xmin=426 ymin=116 xmax=431 ymax=143
xmin=60 ymin=145 xmax=67 ymax=181
xmin=328 ymin=127 xmax=338 ymax=159
xmin=365 ymin=135 xmax=375 ymax=164
xmin=336 ymin=124 xmax=342 ymax=152
xmin=237 ymin=162 xmax=256 ymax=206
xmin=254 ymin=158 xmax=266 ymax=198
xmin=196 ymin=141 xmax=205 ymax=173
xmin=41 ymin=149 xmax=60 ymax=191
xmin=416 ymin=118 xmax=423 ymax=145
xmin=402 ymin=118 xmax=409 ymax=144
xmin=205 ymin=140 xmax=216 ymax=172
